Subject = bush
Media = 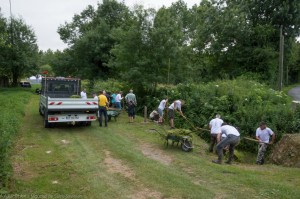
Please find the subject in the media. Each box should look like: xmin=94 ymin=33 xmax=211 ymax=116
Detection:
xmin=0 ymin=88 xmax=31 ymax=191
xmin=144 ymin=78 xmax=299 ymax=152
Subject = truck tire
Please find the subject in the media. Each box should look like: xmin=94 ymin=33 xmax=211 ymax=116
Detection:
xmin=44 ymin=119 xmax=50 ymax=128
xmin=39 ymin=107 xmax=43 ymax=116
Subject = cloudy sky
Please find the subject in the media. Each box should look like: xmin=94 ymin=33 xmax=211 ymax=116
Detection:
xmin=0 ymin=0 xmax=200 ymax=51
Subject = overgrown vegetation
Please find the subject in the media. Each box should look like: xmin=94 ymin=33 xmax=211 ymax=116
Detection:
xmin=0 ymin=88 xmax=32 ymax=191
xmin=144 ymin=77 xmax=300 ymax=152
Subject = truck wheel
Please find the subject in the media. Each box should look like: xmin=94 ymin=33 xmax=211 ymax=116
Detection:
xmin=44 ymin=119 xmax=50 ymax=128
xmin=39 ymin=107 xmax=43 ymax=116
xmin=181 ymin=140 xmax=193 ymax=152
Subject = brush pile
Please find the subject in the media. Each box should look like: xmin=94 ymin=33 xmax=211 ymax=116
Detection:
xmin=270 ymin=134 xmax=300 ymax=168
xmin=166 ymin=129 xmax=193 ymax=137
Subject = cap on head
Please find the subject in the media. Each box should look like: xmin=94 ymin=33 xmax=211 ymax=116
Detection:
xmin=216 ymin=114 xmax=221 ymax=118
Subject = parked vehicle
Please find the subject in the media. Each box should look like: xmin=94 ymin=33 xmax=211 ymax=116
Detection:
xmin=39 ymin=77 xmax=98 ymax=128
xmin=19 ymin=81 xmax=31 ymax=88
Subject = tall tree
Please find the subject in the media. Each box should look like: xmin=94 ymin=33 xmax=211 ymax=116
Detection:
xmin=8 ymin=17 xmax=38 ymax=86
xmin=111 ymin=1 xmax=192 ymax=94
xmin=0 ymin=12 xmax=10 ymax=86
xmin=58 ymin=0 xmax=131 ymax=80
xmin=0 ymin=15 xmax=38 ymax=86
xmin=110 ymin=6 xmax=155 ymax=93
xmin=189 ymin=0 xmax=300 ymax=85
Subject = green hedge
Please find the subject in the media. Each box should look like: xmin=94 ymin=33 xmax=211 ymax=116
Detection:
xmin=0 ymin=88 xmax=31 ymax=191
xmin=145 ymin=77 xmax=300 ymax=152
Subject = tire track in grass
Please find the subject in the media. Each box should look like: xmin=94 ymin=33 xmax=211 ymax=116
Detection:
xmin=66 ymin=125 xmax=165 ymax=199
xmin=11 ymin=95 xmax=122 ymax=197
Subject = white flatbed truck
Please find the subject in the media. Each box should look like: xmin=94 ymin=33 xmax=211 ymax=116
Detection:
xmin=39 ymin=77 xmax=98 ymax=128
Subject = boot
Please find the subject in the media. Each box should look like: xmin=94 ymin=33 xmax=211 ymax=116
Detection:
xmin=212 ymin=160 xmax=222 ymax=164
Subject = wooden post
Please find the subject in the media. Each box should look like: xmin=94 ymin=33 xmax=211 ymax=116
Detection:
xmin=278 ymin=25 xmax=284 ymax=91
xmin=144 ymin=106 xmax=147 ymax=123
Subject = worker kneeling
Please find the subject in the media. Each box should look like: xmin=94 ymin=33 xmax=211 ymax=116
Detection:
xmin=212 ymin=122 xmax=240 ymax=165
xmin=149 ymin=110 xmax=159 ymax=122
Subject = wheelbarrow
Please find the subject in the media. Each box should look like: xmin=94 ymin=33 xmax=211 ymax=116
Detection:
xmin=107 ymin=108 xmax=121 ymax=121
xmin=150 ymin=128 xmax=193 ymax=152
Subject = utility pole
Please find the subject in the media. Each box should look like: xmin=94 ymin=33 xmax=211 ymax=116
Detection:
xmin=278 ymin=25 xmax=284 ymax=91
xmin=9 ymin=0 xmax=13 ymax=44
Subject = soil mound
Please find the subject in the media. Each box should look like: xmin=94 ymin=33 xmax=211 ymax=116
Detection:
xmin=270 ymin=134 xmax=300 ymax=168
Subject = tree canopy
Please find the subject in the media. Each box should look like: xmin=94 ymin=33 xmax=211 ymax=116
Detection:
xmin=0 ymin=12 xmax=38 ymax=87
xmin=2 ymin=0 xmax=300 ymax=90
xmin=54 ymin=0 xmax=300 ymax=94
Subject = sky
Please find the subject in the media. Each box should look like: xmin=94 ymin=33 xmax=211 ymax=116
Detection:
xmin=0 ymin=0 xmax=200 ymax=51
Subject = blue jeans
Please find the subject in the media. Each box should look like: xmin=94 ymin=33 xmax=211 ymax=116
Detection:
xmin=116 ymin=102 xmax=122 ymax=109
xmin=98 ymin=106 xmax=108 ymax=126
xmin=216 ymin=134 xmax=240 ymax=162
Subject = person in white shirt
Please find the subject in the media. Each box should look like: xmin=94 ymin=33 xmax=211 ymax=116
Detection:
xmin=255 ymin=121 xmax=275 ymax=165
xmin=93 ymin=93 xmax=98 ymax=100
xmin=149 ymin=110 xmax=159 ymax=122
xmin=80 ymin=89 xmax=87 ymax=99
xmin=208 ymin=114 xmax=224 ymax=152
xmin=115 ymin=91 xmax=123 ymax=109
xmin=168 ymin=100 xmax=185 ymax=129
xmin=157 ymin=98 xmax=168 ymax=124
xmin=212 ymin=123 xmax=240 ymax=164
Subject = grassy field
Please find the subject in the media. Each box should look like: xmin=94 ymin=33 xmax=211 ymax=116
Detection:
xmin=6 ymin=93 xmax=300 ymax=199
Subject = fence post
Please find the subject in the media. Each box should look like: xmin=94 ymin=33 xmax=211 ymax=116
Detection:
xmin=144 ymin=106 xmax=147 ymax=122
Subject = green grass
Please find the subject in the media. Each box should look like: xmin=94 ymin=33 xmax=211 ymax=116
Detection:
xmin=3 ymin=93 xmax=300 ymax=199
xmin=0 ymin=87 xmax=34 ymax=192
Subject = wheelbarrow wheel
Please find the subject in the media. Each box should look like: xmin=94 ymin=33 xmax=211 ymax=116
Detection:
xmin=181 ymin=139 xmax=193 ymax=152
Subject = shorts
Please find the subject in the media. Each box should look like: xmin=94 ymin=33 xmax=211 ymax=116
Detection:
xmin=168 ymin=108 xmax=174 ymax=119
xmin=157 ymin=108 xmax=163 ymax=117
xmin=128 ymin=105 xmax=135 ymax=117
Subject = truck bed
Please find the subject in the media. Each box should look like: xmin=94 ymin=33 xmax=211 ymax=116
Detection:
xmin=40 ymin=95 xmax=98 ymax=112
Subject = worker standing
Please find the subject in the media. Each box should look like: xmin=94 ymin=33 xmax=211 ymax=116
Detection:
xmin=255 ymin=121 xmax=275 ymax=165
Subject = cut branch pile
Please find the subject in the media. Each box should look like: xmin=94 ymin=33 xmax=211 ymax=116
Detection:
xmin=270 ymin=134 xmax=300 ymax=168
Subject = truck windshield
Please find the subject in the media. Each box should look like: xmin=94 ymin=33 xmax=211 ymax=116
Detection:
xmin=41 ymin=78 xmax=80 ymax=98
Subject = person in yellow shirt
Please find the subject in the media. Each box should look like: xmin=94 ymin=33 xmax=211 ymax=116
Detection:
xmin=98 ymin=90 xmax=109 ymax=127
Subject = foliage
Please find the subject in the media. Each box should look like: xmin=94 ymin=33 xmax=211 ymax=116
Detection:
xmin=0 ymin=14 xmax=39 ymax=87
xmin=91 ymin=78 xmax=124 ymax=95
xmin=0 ymin=88 xmax=31 ymax=190
xmin=39 ymin=64 xmax=53 ymax=76
xmin=57 ymin=0 xmax=131 ymax=81
xmin=167 ymin=128 xmax=192 ymax=135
